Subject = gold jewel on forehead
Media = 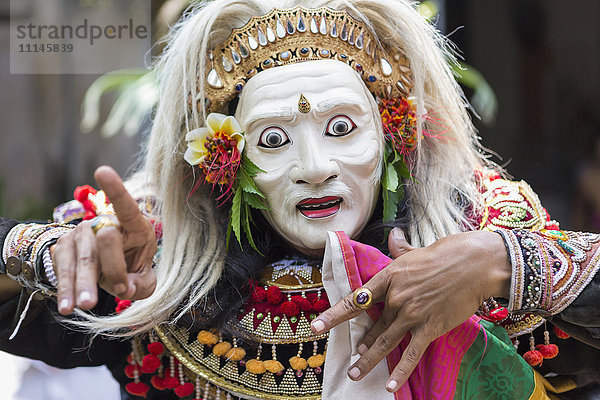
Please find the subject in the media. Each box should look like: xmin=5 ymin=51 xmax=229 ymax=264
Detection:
xmin=202 ymin=6 xmax=413 ymax=113
xmin=298 ymin=93 xmax=311 ymax=113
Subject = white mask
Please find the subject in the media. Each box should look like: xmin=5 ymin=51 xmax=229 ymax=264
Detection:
xmin=235 ymin=60 xmax=382 ymax=255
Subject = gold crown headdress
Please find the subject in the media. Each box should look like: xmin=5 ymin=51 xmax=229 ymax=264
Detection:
xmin=203 ymin=6 xmax=413 ymax=112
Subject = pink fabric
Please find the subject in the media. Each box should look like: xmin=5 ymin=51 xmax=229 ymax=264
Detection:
xmin=335 ymin=231 xmax=482 ymax=400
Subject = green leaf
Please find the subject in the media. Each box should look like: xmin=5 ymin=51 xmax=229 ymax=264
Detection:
xmin=226 ymin=215 xmax=233 ymax=250
xmin=241 ymin=154 xmax=265 ymax=176
xmin=394 ymin=159 xmax=411 ymax=180
xmin=383 ymin=162 xmax=399 ymax=192
xmin=238 ymin=167 xmax=263 ymax=196
xmin=382 ymin=186 xmax=403 ymax=223
xmin=241 ymin=203 xmax=257 ymax=251
xmin=243 ymin=191 xmax=268 ymax=210
xmin=229 ymin=186 xmax=243 ymax=248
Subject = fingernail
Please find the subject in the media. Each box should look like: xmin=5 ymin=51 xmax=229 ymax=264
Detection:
xmin=358 ymin=343 xmax=369 ymax=355
xmin=79 ymin=290 xmax=91 ymax=304
xmin=386 ymin=380 xmax=398 ymax=391
xmin=391 ymin=227 xmax=402 ymax=240
xmin=59 ymin=298 xmax=70 ymax=312
xmin=312 ymin=319 xmax=325 ymax=333
xmin=348 ymin=367 xmax=361 ymax=379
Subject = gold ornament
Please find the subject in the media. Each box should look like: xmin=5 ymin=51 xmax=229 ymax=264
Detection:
xmin=298 ymin=93 xmax=311 ymax=113
xmin=203 ymin=6 xmax=412 ymax=112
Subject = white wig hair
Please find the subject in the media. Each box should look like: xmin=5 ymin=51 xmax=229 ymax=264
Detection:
xmin=69 ymin=0 xmax=496 ymax=337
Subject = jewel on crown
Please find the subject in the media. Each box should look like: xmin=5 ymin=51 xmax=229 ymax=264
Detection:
xmin=202 ymin=6 xmax=413 ymax=112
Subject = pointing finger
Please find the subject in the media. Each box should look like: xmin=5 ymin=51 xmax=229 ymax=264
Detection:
xmin=94 ymin=166 xmax=144 ymax=231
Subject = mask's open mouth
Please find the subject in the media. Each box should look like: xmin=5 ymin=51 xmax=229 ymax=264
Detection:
xmin=296 ymin=196 xmax=343 ymax=219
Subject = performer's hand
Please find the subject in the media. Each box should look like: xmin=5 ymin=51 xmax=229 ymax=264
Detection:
xmin=52 ymin=166 xmax=157 ymax=315
xmin=310 ymin=228 xmax=511 ymax=392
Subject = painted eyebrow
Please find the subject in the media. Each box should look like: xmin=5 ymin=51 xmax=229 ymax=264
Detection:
xmin=315 ymin=96 xmax=369 ymax=114
xmin=243 ymin=107 xmax=294 ymax=132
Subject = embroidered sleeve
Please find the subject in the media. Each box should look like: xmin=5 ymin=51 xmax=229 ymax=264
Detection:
xmin=496 ymin=228 xmax=600 ymax=315
xmin=477 ymin=173 xmax=600 ymax=317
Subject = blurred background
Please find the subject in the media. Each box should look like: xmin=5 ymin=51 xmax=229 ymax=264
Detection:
xmin=0 ymin=0 xmax=598 ymax=398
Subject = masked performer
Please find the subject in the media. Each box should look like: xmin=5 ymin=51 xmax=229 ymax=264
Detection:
xmin=1 ymin=1 xmax=599 ymax=399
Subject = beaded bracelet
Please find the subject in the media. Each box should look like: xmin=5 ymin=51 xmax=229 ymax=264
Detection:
xmin=42 ymin=247 xmax=57 ymax=287
xmin=495 ymin=228 xmax=600 ymax=315
xmin=2 ymin=223 xmax=74 ymax=295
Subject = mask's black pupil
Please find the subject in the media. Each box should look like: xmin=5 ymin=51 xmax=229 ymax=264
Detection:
xmin=333 ymin=121 xmax=348 ymax=134
xmin=267 ymin=132 xmax=282 ymax=146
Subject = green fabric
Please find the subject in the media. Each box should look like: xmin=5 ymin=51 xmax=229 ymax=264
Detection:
xmin=454 ymin=320 xmax=537 ymax=400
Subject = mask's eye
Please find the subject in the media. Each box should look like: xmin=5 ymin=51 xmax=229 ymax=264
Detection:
xmin=325 ymin=115 xmax=357 ymax=137
xmin=258 ymin=127 xmax=290 ymax=148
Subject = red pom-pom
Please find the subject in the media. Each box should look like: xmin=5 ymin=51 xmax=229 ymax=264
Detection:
xmin=553 ymin=326 xmax=570 ymax=339
xmin=125 ymin=382 xmax=149 ymax=398
xmin=151 ymin=375 xmax=166 ymax=390
xmin=251 ymin=287 xmax=266 ymax=303
xmin=147 ymin=341 xmax=164 ymax=356
xmin=523 ymin=350 xmax=543 ymax=366
xmin=124 ymin=364 xmax=139 ymax=379
xmin=174 ymin=382 xmax=195 ymax=397
xmin=141 ymin=354 xmax=161 ymax=374
xmin=74 ymin=185 xmax=97 ymax=203
xmin=312 ymin=298 xmax=329 ymax=313
xmin=266 ymin=286 xmax=283 ymax=304
xmin=291 ymin=295 xmax=312 ymax=312
xmin=163 ymin=376 xmax=179 ymax=389
xmin=280 ymin=301 xmax=300 ymax=316
xmin=83 ymin=210 xmax=96 ymax=220
xmin=116 ymin=299 xmax=132 ymax=313
xmin=488 ymin=306 xmax=508 ymax=322
xmin=126 ymin=354 xmax=134 ymax=364
xmin=536 ymin=344 xmax=559 ymax=359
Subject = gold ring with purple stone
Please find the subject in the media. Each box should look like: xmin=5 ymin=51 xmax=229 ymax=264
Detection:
xmin=352 ymin=287 xmax=373 ymax=310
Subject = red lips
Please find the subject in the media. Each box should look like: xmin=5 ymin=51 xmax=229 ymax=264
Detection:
xmin=296 ymin=196 xmax=342 ymax=218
